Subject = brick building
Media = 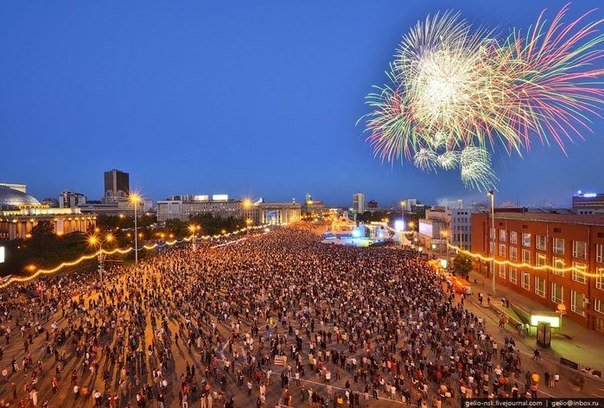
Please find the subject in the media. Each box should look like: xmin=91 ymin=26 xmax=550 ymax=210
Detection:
xmin=471 ymin=212 xmax=604 ymax=332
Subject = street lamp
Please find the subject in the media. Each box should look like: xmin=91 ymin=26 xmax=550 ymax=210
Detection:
xmin=129 ymin=193 xmax=141 ymax=264
xmin=400 ymin=200 xmax=406 ymax=217
xmin=487 ymin=190 xmax=496 ymax=295
xmin=189 ymin=224 xmax=201 ymax=251
xmin=440 ymin=229 xmax=452 ymax=270
xmin=89 ymin=233 xmax=114 ymax=287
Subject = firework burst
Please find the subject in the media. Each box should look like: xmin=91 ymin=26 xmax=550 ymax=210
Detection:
xmin=362 ymin=5 xmax=604 ymax=190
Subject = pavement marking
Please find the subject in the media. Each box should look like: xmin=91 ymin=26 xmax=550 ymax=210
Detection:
xmin=268 ymin=372 xmax=410 ymax=406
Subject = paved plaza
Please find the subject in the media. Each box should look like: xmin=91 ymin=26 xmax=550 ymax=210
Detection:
xmin=0 ymin=226 xmax=602 ymax=407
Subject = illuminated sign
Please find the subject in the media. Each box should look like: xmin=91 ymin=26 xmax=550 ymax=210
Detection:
xmin=583 ymin=193 xmax=597 ymax=198
xmin=193 ymin=195 xmax=209 ymax=201
xmin=0 ymin=246 xmax=4 ymax=263
xmin=530 ymin=314 xmax=560 ymax=328
xmin=212 ymin=194 xmax=229 ymax=201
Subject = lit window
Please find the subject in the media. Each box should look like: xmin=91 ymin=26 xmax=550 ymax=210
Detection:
xmin=535 ymin=276 xmax=546 ymax=298
xmin=553 ymin=237 xmax=565 ymax=255
xmin=499 ymin=229 xmax=507 ymax=242
xmin=522 ymin=233 xmax=531 ymax=248
xmin=498 ymin=264 xmax=506 ymax=279
xmin=521 ymin=271 xmax=530 ymax=290
xmin=551 ymin=283 xmax=564 ymax=304
xmin=536 ymin=235 xmax=547 ymax=251
xmin=509 ymin=231 xmax=518 ymax=245
xmin=552 ymin=257 xmax=565 ymax=277
xmin=596 ymin=244 xmax=603 ymax=264
xmin=509 ymin=267 xmax=517 ymax=284
xmin=522 ymin=249 xmax=531 ymax=264
xmin=572 ymin=262 xmax=587 ymax=284
xmin=572 ymin=241 xmax=587 ymax=260
xmin=571 ymin=290 xmax=586 ymax=316
xmin=536 ymin=253 xmax=547 ymax=268
xmin=509 ymin=246 xmax=518 ymax=262
xmin=595 ymin=299 xmax=604 ymax=314
xmin=499 ymin=243 xmax=506 ymax=257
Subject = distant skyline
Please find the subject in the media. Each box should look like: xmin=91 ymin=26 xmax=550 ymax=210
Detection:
xmin=0 ymin=1 xmax=602 ymax=208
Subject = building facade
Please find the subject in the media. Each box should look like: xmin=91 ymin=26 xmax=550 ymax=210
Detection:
xmin=103 ymin=169 xmax=130 ymax=203
xmin=450 ymin=208 xmax=474 ymax=250
xmin=0 ymin=186 xmax=95 ymax=240
xmin=59 ymin=190 xmax=88 ymax=208
xmin=471 ymin=212 xmax=604 ymax=332
xmin=157 ymin=195 xmax=301 ymax=225
xmin=572 ymin=192 xmax=604 ymax=214
xmin=352 ymin=192 xmax=365 ymax=214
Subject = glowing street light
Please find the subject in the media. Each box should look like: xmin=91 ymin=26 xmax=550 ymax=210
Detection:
xmin=189 ymin=224 xmax=201 ymax=251
xmin=88 ymin=233 xmax=115 ymax=287
xmin=487 ymin=190 xmax=496 ymax=295
xmin=129 ymin=193 xmax=142 ymax=264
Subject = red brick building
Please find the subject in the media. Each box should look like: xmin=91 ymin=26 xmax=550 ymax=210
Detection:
xmin=471 ymin=212 xmax=604 ymax=332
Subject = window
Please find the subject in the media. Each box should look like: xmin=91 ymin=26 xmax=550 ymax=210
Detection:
xmin=596 ymin=244 xmax=603 ymax=263
xmin=552 ymin=257 xmax=565 ymax=277
xmin=536 ymin=235 xmax=547 ymax=251
xmin=509 ymin=267 xmax=517 ymax=284
xmin=553 ymin=237 xmax=565 ymax=255
xmin=595 ymin=299 xmax=604 ymax=314
xmin=572 ymin=262 xmax=587 ymax=284
xmin=510 ymin=231 xmax=518 ymax=245
xmin=573 ymin=241 xmax=587 ymax=259
xmin=522 ymin=233 xmax=531 ymax=247
xmin=571 ymin=290 xmax=586 ymax=316
xmin=498 ymin=264 xmax=507 ymax=279
xmin=597 ymin=273 xmax=604 ymax=290
xmin=521 ymin=271 xmax=530 ymax=290
xmin=499 ymin=229 xmax=507 ymax=242
xmin=509 ymin=246 xmax=518 ymax=262
xmin=489 ymin=241 xmax=494 ymax=255
xmin=499 ymin=244 xmax=506 ymax=257
xmin=522 ymin=249 xmax=531 ymax=264
xmin=551 ymin=283 xmax=564 ymax=304
xmin=535 ymin=276 xmax=546 ymax=297
xmin=536 ymin=253 xmax=547 ymax=268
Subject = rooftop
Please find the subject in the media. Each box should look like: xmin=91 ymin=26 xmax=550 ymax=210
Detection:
xmin=479 ymin=211 xmax=604 ymax=227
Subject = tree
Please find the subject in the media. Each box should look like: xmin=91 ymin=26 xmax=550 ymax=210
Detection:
xmin=451 ymin=253 xmax=473 ymax=279
xmin=31 ymin=221 xmax=55 ymax=240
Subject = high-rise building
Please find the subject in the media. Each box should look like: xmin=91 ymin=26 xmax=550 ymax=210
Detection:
xmin=352 ymin=192 xmax=365 ymax=214
xmin=103 ymin=169 xmax=130 ymax=203
xmin=572 ymin=191 xmax=604 ymax=214
xmin=59 ymin=190 xmax=87 ymax=208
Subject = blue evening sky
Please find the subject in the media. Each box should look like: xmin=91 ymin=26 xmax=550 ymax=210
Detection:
xmin=0 ymin=1 xmax=602 ymax=207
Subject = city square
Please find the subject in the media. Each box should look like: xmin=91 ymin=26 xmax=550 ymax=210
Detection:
xmin=1 ymin=1 xmax=604 ymax=407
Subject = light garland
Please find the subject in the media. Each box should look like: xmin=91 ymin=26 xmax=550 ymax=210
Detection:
xmin=0 ymin=225 xmax=267 ymax=289
xmin=382 ymin=224 xmax=604 ymax=278
xmin=447 ymin=243 xmax=604 ymax=278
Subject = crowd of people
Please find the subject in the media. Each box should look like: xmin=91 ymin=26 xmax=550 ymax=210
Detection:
xmin=0 ymin=226 xmax=555 ymax=407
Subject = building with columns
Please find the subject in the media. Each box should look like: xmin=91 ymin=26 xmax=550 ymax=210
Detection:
xmin=0 ymin=186 xmax=95 ymax=240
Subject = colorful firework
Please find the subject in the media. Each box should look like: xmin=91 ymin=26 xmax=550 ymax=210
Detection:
xmin=362 ymin=5 xmax=604 ymax=190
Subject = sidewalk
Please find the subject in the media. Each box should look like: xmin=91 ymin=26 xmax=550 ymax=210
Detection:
xmin=468 ymin=270 xmax=604 ymax=378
